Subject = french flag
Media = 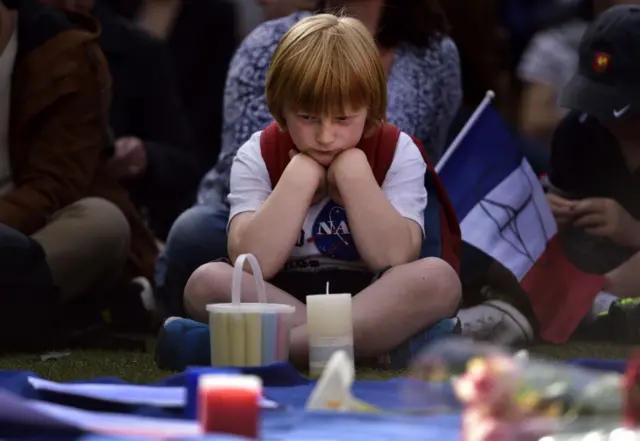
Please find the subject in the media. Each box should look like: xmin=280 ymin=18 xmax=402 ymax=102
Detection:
xmin=438 ymin=92 xmax=605 ymax=343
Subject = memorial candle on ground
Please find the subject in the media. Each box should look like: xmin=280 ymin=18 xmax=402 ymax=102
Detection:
xmin=198 ymin=374 xmax=262 ymax=438
xmin=306 ymin=284 xmax=354 ymax=378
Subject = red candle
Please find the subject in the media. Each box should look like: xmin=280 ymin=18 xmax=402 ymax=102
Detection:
xmin=198 ymin=374 xmax=262 ymax=439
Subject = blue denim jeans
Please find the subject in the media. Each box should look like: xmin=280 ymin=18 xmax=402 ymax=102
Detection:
xmin=155 ymin=202 xmax=230 ymax=318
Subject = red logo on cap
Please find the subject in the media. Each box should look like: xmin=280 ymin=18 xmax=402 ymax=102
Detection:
xmin=593 ymin=52 xmax=611 ymax=73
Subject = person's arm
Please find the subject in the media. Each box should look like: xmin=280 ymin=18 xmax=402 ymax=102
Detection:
xmin=226 ymin=141 xmax=323 ymax=279
xmin=605 ymin=251 xmax=640 ymax=298
xmin=520 ymin=82 xmax=567 ymax=141
xmin=0 ymin=40 xmax=110 ymax=235
xmin=331 ymin=136 xmax=426 ymax=271
xmin=517 ymin=31 xmax=570 ymax=142
xmin=547 ymin=113 xmax=640 ymax=297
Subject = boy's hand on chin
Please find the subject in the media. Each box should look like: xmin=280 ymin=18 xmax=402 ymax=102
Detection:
xmin=288 ymin=149 xmax=327 ymax=204
xmin=327 ymin=148 xmax=369 ymax=207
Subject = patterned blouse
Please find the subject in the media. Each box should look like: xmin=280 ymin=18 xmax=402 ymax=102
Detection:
xmin=198 ymin=11 xmax=462 ymax=207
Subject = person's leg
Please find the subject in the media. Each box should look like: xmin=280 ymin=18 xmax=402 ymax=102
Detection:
xmin=183 ymin=261 xmax=307 ymax=325
xmin=0 ymin=224 xmax=59 ymax=351
xmin=286 ymin=258 xmax=461 ymax=365
xmin=156 ymin=260 xmax=307 ymax=370
xmin=31 ymin=197 xmax=130 ymax=301
xmin=157 ymin=257 xmax=461 ymax=370
xmin=457 ymin=242 xmax=536 ymax=345
xmin=155 ymin=204 xmax=230 ymax=318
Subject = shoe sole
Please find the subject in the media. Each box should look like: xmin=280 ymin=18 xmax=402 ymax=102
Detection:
xmin=484 ymin=299 xmax=535 ymax=343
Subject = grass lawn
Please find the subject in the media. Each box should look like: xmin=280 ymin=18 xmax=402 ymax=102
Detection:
xmin=0 ymin=340 xmax=635 ymax=384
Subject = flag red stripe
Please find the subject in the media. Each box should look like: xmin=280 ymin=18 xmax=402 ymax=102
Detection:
xmin=521 ymin=235 xmax=606 ymax=343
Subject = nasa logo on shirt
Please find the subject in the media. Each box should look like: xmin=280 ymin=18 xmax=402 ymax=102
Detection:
xmin=311 ymin=200 xmax=360 ymax=261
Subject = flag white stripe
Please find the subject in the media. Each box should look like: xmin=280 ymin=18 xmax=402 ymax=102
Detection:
xmin=460 ymin=158 xmax=557 ymax=280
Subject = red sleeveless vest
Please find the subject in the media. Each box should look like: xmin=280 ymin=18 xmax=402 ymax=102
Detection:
xmin=259 ymin=122 xmax=461 ymax=273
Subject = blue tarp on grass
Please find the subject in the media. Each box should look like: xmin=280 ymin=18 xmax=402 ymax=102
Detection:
xmin=0 ymin=358 xmax=626 ymax=441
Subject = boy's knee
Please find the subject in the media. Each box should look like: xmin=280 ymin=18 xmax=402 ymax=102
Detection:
xmin=405 ymin=257 xmax=462 ymax=314
xmin=184 ymin=261 xmax=231 ymax=315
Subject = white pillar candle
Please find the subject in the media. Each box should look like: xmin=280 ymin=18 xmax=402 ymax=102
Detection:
xmin=306 ymin=293 xmax=354 ymax=378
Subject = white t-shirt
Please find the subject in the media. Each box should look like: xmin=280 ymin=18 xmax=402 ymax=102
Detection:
xmin=517 ymin=20 xmax=588 ymax=93
xmin=0 ymin=27 xmax=17 ymax=196
xmin=228 ymin=131 xmax=428 ymax=264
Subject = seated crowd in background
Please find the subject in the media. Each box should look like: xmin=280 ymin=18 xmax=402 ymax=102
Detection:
xmin=0 ymin=0 xmax=639 ymax=362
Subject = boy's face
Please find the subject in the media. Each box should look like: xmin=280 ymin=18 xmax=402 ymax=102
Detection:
xmin=283 ymin=106 xmax=368 ymax=166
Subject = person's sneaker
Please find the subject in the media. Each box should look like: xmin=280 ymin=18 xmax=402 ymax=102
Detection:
xmin=457 ymin=299 xmax=534 ymax=345
xmin=604 ymin=298 xmax=640 ymax=343
xmin=380 ymin=318 xmax=462 ymax=370
xmin=155 ymin=317 xmax=211 ymax=371
xmin=583 ymin=291 xmax=618 ymax=324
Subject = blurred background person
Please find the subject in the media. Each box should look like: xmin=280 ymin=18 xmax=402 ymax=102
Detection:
xmin=99 ymin=0 xmax=239 ymax=180
xmin=94 ymin=1 xmax=199 ymax=240
xmin=516 ymin=0 xmax=640 ymax=169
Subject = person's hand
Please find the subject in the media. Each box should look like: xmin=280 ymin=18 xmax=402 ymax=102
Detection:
xmin=288 ymin=149 xmax=326 ymax=204
xmin=327 ymin=148 xmax=368 ymax=207
xmin=546 ymin=193 xmax=578 ymax=227
xmin=108 ymin=137 xmax=148 ymax=180
xmin=571 ymin=197 xmax=640 ymax=247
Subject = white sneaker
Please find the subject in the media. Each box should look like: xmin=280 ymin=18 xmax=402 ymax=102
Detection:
xmin=132 ymin=276 xmax=155 ymax=312
xmin=457 ymin=299 xmax=534 ymax=345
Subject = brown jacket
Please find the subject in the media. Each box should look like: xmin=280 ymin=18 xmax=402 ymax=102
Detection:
xmin=4 ymin=0 xmax=157 ymax=282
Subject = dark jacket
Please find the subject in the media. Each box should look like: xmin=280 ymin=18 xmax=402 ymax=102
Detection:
xmin=99 ymin=0 xmax=239 ymax=176
xmin=4 ymin=0 xmax=157 ymax=282
xmin=95 ymin=3 xmax=199 ymax=238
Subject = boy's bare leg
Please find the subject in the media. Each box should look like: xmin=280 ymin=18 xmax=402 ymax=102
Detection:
xmin=288 ymin=257 xmax=461 ymax=365
xmin=184 ymin=257 xmax=460 ymax=365
xmin=183 ymin=261 xmax=307 ymax=326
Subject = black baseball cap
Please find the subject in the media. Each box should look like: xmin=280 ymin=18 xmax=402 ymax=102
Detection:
xmin=559 ymin=4 xmax=640 ymax=122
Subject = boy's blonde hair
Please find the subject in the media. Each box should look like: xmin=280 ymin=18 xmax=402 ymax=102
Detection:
xmin=266 ymin=13 xmax=387 ymax=130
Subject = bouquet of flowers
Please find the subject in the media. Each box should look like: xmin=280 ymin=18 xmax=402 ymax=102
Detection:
xmin=408 ymin=338 xmax=640 ymax=441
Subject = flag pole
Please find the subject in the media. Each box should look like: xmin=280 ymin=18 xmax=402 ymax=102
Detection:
xmin=435 ymin=90 xmax=496 ymax=174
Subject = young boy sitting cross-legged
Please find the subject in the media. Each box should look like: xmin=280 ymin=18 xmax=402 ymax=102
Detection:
xmin=156 ymin=13 xmax=462 ymax=371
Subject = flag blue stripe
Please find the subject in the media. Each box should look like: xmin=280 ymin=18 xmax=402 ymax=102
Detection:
xmin=439 ymin=106 xmax=523 ymax=221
